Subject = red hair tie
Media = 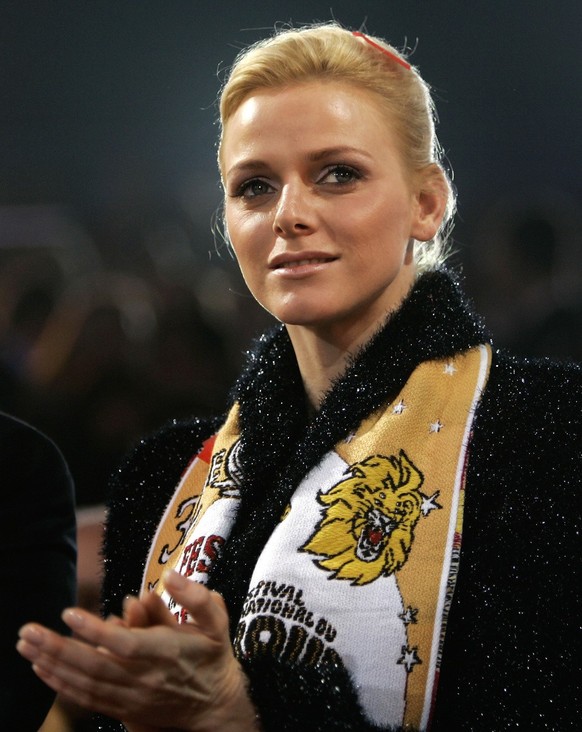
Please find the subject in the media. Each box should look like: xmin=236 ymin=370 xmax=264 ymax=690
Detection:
xmin=352 ymin=31 xmax=411 ymax=70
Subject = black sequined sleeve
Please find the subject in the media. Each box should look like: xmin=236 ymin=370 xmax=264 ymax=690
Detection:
xmin=101 ymin=416 xmax=221 ymax=619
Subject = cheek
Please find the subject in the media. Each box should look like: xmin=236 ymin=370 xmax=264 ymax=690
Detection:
xmin=223 ymin=211 xmax=249 ymax=266
xmin=378 ymin=195 xmax=415 ymax=244
xmin=349 ymin=197 xmax=410 ymax=246
xmin=223 ymin=204 xmax=238 ymax=245
xmin=223 ymin=214 xmax=262 ymax=284
xmin=224 ymin=207 xmax=268 ymax=248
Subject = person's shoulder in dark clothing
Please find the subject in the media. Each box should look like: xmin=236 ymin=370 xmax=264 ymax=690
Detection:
xmin=0 ymin=412 xmax=77 ymax=731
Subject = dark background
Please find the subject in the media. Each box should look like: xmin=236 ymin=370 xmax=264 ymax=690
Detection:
xmin=2 ymin=0 xmax=581 ymax=506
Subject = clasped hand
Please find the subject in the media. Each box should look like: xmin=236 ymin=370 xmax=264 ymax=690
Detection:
xmin=16 ymin=570 xmax=259 ymax=732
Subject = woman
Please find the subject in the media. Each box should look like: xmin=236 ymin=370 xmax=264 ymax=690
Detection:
xmin=17 ymin=23 xmax=580 ymax=732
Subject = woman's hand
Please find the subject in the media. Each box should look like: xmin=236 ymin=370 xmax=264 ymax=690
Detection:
xmin=16 ymin=570 xmax=259 ymax=731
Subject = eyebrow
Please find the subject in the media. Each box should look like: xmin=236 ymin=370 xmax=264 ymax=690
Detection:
xmin=225 ymin=160 xmax=267 ymax=179
xmin=307 ymin=146 xmax=372 ymax=162
xmin=225 ymin=146 xmax=373 ymax=179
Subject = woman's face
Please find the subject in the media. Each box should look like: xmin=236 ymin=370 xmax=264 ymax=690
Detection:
xmin=221 ymin=80 xmax=440 ymax=340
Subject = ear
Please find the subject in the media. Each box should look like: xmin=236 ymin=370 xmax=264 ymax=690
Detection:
xmin=410 ymin=165 xmax=450 ymax=242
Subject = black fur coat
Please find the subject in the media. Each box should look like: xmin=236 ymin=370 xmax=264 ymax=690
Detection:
xmin=99 ymin=270 xmax=581 ymax=731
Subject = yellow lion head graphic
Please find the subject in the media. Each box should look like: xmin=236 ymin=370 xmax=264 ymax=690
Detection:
xmin=301 ymin=450 xmax=424 ymax=585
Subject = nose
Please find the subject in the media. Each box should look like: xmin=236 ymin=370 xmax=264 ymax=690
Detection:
xmin=272 ymin=180 xmax=316 ymax=237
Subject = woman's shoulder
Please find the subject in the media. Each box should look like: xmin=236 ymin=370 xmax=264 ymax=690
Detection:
xmin=473 ymin=349 xmax=581 ymax=462
xmin=101 ymin=414 xmax=222 ymax=615
xmin=491 ymin=348 xmax=581 ymax=378
xmin=487 ymin=349 xmax=581 ymax=409
xmin=106 ymin=414 xmax=222 ymax=524
xmin=113 ymin=416 xmax=221 ymax=484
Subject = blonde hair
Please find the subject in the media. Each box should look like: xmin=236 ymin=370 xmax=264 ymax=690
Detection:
xmin=218 ymin=22 xmax=455 ymax=271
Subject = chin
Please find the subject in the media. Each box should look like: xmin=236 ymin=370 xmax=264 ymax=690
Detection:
xmin=264 ymin=300 xmax=334 ymax=327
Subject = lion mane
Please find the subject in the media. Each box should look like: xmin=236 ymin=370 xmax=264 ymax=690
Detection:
xmin=301 ymin=450 xmax=424 ymax=585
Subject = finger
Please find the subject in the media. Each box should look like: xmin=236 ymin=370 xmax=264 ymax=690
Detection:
xmin=17 ymin=622 xmax=176 ymax=721
xmin=162 ymin=570 xmax=229 ymax=640
xmin=139 ymin=589 xmax=180 ymax=627
xmin=106 ymin=613 xmax=127 ymax=628
xmin=60 ymin=608 xmax=158 ymax=660
xmin=123 ymin=595 xmax=151 ymax=628
xmin=17 ymin=623 xmax=131 ymax=688
xmin=27 ymin=653 xmax=144 ymax=722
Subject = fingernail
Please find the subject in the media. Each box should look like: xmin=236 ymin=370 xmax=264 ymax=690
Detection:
xmin=19 ymin=624 xmax=44 ymax=645
xmin=162 ymin=568 xmax=186 ymax=590
xmin=62 ymin=608 xmax=85 ymax=628
xmin=122 ymin=594 xmax=138 ymax=613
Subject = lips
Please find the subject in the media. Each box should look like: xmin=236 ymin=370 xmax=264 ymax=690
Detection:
xmin=270 ymin=253 xmax=337 ymax=270
xmin=275 ymin=257 xmax=333 ymax=269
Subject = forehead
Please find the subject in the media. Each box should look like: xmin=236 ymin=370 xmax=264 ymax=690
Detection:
xmin=220 ymin=81 xmax=400 ymax=169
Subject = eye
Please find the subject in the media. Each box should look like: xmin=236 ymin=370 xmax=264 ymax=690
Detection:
xmin=319 ymin=164 xmax=362 ymax=186
xmin=234 ymin=178 xmax=274 ymax=199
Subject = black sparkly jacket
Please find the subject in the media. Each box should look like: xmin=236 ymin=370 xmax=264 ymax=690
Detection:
xmin=100 ymin=270 xmax=581 ymax=732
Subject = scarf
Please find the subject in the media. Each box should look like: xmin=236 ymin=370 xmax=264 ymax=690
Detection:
xmin=142 ymin=271 xmax=491 ymax=729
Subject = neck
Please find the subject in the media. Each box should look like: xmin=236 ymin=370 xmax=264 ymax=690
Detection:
xmin=286 ymin=309 xmax=393 ymax=410
xmin=285 ymin=264 xmax=418 ymax=410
